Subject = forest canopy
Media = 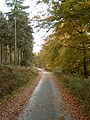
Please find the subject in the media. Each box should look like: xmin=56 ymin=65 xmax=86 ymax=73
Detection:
xmin=37 ymin=0 xmax=90 ymax=78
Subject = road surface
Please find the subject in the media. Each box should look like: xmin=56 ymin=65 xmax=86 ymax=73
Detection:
xmin=18 ymin=71 xmax=73 ymax=120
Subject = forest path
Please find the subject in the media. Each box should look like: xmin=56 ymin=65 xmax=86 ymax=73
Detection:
xmin=18 ymin=70 xmax=73 ymax=120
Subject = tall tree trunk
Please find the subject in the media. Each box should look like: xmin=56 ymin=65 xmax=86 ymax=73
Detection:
xmin=20 ymin=48 xmax=23 ymax=65
xmin=17 ymin=48 xmax=20 ymax=65
xmin=83 ymin=46 xmax=88 ymax=78
xmin=0 ymin=41 xmax=3 ymax=64
xmin=5 ymin=45 xmax=7 ymax=65
xmin=9 ymin=46 xmax=12 ymax=65
xmin=23 ymin=50 xmax=25 ymax=60
xmin=0 ymin=42 xmax=1 ymax=64
xmin=14 ymin=2 xmax=17 ymax=66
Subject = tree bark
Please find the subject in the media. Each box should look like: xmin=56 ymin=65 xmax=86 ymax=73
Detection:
xmin=20 ymin=48 xmax=23 ymax=65
xmin=5 ymin=45 xmax=7 ymax=65
xmin=83 ymin=46 xmax=88 ymax=78
xmin=9 ymin=46 xmax=12 ymax=65
xmin=17 ymin=48 xmax=20 ymax=65
xmin=0 ymin=41 xmax=3 ymax=64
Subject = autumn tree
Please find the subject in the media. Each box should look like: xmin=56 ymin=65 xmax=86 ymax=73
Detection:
xmin=37 ymin=0 xmax=90 ymax=77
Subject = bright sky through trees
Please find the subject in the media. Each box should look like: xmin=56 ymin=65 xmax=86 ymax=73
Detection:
xmin=0 ymin=0 xmax=51 ymax=53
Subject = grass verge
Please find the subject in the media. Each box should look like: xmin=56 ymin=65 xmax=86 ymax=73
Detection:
xmin=0 ymin=65 xmax=38 ymax=103
xmin=54 ymin=72 xmax=90 ymax=113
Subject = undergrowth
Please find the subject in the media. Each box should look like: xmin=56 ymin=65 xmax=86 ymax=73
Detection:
xmin=54 ymin=71 xmax=90 ymax=113
xmin=0 ymin=65 xmax=38 ymax=102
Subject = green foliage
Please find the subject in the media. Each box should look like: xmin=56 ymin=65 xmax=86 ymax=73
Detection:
xmin=0 ymin=0 xmax=33 ymax=66
xmin=0 ymin=66 xmax=38 ymax=102
xmin=55 ymin=72 xmax=90 ymax=112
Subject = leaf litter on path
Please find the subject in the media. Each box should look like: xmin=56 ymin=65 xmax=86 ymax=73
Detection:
xmin=0 ymin=72 xmax=41 ymax=120
xmin=49 ymin=73 xmax=90 ymax=120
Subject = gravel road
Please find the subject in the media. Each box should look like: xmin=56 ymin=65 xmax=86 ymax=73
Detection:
xmin=18 ymin=71 xmax=73 ymax=120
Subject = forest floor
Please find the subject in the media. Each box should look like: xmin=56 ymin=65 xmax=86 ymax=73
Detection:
xmin=51 ymin=73 xmax=90 ymax=120
xmin=0 ymin=66 xmax=41 ymax=120
xmin=0 ymin=69 xmax=90 ymax=120
xmin=18 ymin=71 xmax=73 ymax=120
